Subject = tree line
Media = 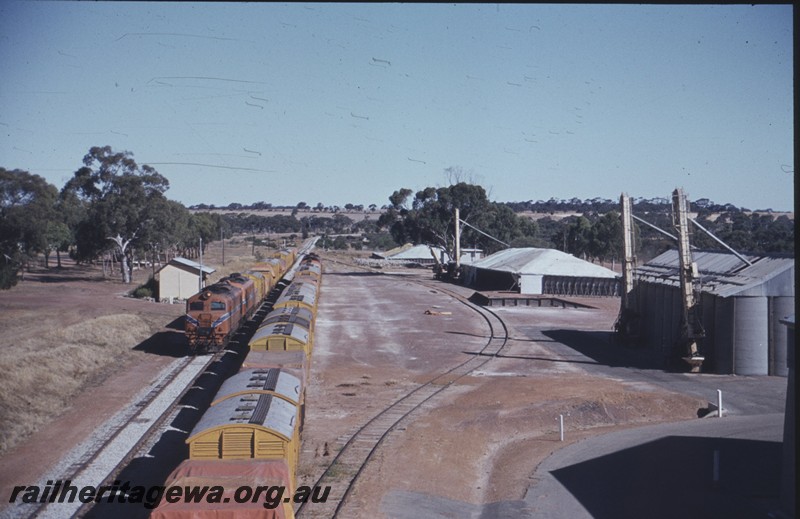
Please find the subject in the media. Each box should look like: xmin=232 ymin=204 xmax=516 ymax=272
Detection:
xmin=376 ymin=182 xmax=794 ymax=266
xmin=2 ymin=150 xmax=792 ymax=289
xmin=1 ymin=146 xmax=226 ymax=288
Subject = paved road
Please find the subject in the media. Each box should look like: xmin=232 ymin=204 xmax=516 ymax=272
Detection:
xmin=523 ymin=413 xmax=787 ymax=519
xmin=508 ymin=307 xmax=789 ymax=519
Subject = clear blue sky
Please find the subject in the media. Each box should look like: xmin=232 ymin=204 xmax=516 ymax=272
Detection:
xmin=1 ymin=3 xmax=794 ymax=210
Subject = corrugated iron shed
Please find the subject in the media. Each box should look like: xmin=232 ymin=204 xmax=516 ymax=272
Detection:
xmin=387 ymin=244 xmax=449 ymax=261
xmin=163 ymin=257 xmax=216 ymax=275
xmin=470 ymin=248 xmax=618 ymax=278
xmin=635 ymin=249 xmax=794 ymax=297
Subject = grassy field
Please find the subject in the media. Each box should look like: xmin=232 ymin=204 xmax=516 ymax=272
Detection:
xmin=0 ymin=313 xmax=154 ymax=454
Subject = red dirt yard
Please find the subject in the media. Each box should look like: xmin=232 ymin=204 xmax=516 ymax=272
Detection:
xmin=0 ymin=247 xmax=704 ymax=519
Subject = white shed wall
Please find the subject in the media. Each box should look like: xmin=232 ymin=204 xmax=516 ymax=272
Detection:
xmin=159 ymin=265 xmax=201 ymax=300
xmin=519 ymin=274 xmax=543 ymax=295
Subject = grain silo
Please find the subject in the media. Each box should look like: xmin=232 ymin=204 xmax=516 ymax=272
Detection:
xmin=629 ymin=250 xmax=794 ymax=374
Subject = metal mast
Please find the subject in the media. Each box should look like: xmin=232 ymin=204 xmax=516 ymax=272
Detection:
xmin=672 ymin=188 xmax=705 ymax=372
xmin=621 ymin=193 xmax=636 ymax=308
xmin=614 ymin=193 xmax=639 ymax=341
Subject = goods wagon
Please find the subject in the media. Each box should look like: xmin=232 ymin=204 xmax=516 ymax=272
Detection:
xmin=241 ymin=270 xmax=268 ymax=303
xmin=273 ymin=248 xmax=296 ymax=268
xmin=249 ymin=323 xmax=312 ymax=356
xmin=250 ymin=261 xmax=281 ymax=288
xmin=150 ymin=459 xmax=295 ymax=519
xmin=261 ymin=306 xmax=315 ymax=335
xmin=211 ymin=368 xmax=304 ymax=407
xmin=273 ymin=282 xmax=319 ymax=313
xmin=241 ymin=350 xmax=309 ymax=384
xmin=186 ymin=393 xmax=301 ymax=482
xmin=211 ymin=367 xmax=306 ymax=435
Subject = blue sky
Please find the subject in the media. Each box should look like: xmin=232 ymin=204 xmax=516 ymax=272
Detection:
xmin=0 ymin=3 xmax=794 ymax=210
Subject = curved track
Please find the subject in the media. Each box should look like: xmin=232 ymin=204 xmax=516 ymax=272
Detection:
xmin=297 ymin=263 xmax=509 ymax=519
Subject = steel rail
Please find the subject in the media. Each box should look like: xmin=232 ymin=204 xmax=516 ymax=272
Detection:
xmin=297 ymin=260 xmax=509 ymax=518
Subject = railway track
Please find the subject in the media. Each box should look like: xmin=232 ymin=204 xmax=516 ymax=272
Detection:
xmin=297 ymin=263 xmax=509 ymax=519
xmin=2 ymin=352 xmax=215 ymax=519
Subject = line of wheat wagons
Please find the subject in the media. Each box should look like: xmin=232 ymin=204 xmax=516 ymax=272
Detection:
xmin=153 ymin=246 xmax=322 ymax=518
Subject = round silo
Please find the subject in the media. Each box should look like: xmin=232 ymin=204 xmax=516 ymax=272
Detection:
xmin=770 ymin=296 xmax=794 ymax=376
xmin=667 ymin=285 xmax=681 ymax=357
xmin=733 ymin=296 xmax=769 ymax=375
xmin=700 ymin=293 xmax=717 ymax=371
xmin=714 ymin=297 xmax=734 ymax=374
xmin=654 ymin=283 xmax=666 ymax=360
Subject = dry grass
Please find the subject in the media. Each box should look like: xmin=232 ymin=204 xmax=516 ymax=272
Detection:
xmin=0 ymin=314 xmax=152 ymax=454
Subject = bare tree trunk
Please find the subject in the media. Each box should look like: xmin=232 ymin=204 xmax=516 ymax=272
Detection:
xmin=109 ymin=233 xmax=135 ymax=283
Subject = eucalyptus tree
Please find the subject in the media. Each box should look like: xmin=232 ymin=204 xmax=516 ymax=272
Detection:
xmin=63 ymin=146 xmax=170 ymax=283
xmin=0 ymin=168 xmax=59 ymax=287
xmin=378 ymin=181 xmax=538 ymax=258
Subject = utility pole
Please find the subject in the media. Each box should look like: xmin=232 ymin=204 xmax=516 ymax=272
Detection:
xmin=454 ymin=207 xmax=461 ymax=269
xmin=221 ymin=227 xmax=225 ymax=266
xmin=198 ymin=236 xmax=204 ymax=292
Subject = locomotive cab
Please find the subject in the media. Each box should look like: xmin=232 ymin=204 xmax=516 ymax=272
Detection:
xmin=186 ymin=286 xmax=238 ymax=353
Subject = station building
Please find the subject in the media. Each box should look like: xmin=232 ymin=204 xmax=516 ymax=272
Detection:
xmin=157 ymin=257 xmax=216 ymax=301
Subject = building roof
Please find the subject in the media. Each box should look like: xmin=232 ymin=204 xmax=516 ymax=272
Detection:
xmin=635 ymin=249 xmax=795 ymax=298
xmin=469 ymin=248 xmax=619 ymax=278
xmin=380 ymin=244 xmax=449 ymax=261
xmin=164 ymin=257 xmax=216 ymax=275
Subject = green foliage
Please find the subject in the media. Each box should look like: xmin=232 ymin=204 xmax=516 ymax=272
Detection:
xmin=1 ymin=168 xmax=59 ymax=254
xmin=130 ymin=276 xmax=158 ymax=299
xmin=1 ymin=168 xmax=61 ymax=283
xmin=62 ymin=146 xmax=183 ymax=282
xmin=0 ymin=259 xmax=19 ymax=289
xmin=365 ymin=232 xmax=397 ymax=250
xmin=61 ymin=146 xmax=194 ymax=282
xmin=379 ymin=180 xmax=538 ymax=257
xmin=332 ymin=236 xmax=349 ymax=250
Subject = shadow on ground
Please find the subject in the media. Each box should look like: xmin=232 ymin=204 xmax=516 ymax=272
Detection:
xmin=542 ymin=329 xmax=662 ymax=371
xmin=84 ymin=351 xmax=245 ymax=519
xmin=133 ymin=331 xmax=189 ymax=357
xmin=550 ymin=436 xmax=782 ymax=519
xmin=323 ymin=271 xmax=383 ymax=277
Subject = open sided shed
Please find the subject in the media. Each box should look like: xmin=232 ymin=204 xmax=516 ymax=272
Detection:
xmin=463 ymin=247 xmax=619 ymax=295
xmin=631 ymin=249 xmax=794 ymax=375
xmin=157 ymin=257 xmax=216 ymax=301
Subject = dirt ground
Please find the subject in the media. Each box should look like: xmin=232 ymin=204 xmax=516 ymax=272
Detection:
xmin=0 ymin=246 xmax=705 ymax=519
xmin=0 ymin=238 xmax=263 ymax=495
xmin=297 ymin=254 xmax=704 ymax=518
